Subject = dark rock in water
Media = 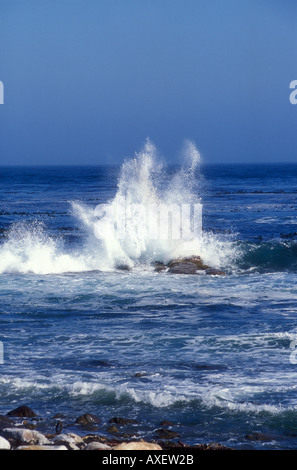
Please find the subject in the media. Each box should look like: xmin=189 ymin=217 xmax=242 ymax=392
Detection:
xmin=116 ymin=264 xmax=132 ymax=271
xmin=107 ymin=425 xmax=120 ymax=435
xmin=0 ymin=415 xmax=13 ymax=429
xmin=168 ymin=262 xmax=197 ymax=274
xmin=159 ymin=420 xmax=175 ymax=426
xmin=155 ymin=428 xmax=180 ymax=439
xmin=51 ymin=413 xmax=67 ymax=420
xmin=7 ymin=405 xmax=37 ymax=418
xmin=166 ymin=256 xmax=225 ymax=276
xmin=151 ymin=260 xmax=165 ymax=267
xmin=154 ymin=265 xmax=166 ymax=273
xmin=205 ymin=267 xmax=226 ymax=275
xmin=134 ymin=372 xmax=148 ymax=377
xmin=167 ymin=256 xmax=209 ymax=271
xmin=109 ymin=417 xmax=140 ymax=426
xmin=245 ymin=432 xmax=283 ymax=442
xmin=75 ymin=413 xmax=100 ymax=426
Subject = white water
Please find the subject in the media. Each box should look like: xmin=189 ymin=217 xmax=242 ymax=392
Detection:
xmin=0 ymin=139 xmax=238 ymax=274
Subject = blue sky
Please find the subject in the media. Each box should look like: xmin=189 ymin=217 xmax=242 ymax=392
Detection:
xmin=0 ymin=0 xmax=297 ymax=165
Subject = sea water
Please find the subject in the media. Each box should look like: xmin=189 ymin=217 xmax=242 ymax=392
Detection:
xmin=1 ymin=140 xmax=297 ymax=449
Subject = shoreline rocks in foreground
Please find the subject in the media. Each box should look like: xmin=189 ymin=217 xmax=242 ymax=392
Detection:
xmin=0 ymin=405 xmax=232 ymax=451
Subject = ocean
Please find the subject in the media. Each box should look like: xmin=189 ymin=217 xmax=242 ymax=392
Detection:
xmin=1 ymin=141 xmax=297 ymax=450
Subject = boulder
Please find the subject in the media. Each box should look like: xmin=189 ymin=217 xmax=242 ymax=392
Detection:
xmin=0 ymin=436 xmax=11 ymax=450
xmin=6 ymin=405 xmax=36 ymax=418
xmin=168 ymin=262 xmax=197 ymax=274
xmin=112 ymin=440 xmax=162 ymax=451
xmin=2 ymin=428 xmax=50 ymax=447
xmin=167 ymin=256 xmax=209 ymax=271
xmin=75 ymin=413 xmax=100 ymax=426
xmin=51 ymin=432 xmax=84 ymax=450
xmin=166 ymin=256 xmax=225 ymax=276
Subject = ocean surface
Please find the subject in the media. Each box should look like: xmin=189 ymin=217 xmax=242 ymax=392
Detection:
xmin=1 ymin=142 xmax=297 ymax=449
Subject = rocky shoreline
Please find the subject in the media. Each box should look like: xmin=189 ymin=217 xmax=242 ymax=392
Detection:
xmin=117 ymin=256 xmax=226 ymax=276
xmin=0 ymin=405 xmax=231 ymax=451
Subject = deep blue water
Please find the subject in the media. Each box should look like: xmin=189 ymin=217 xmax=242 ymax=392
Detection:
xmin=1 ymin=162 xmax=297 ymax=449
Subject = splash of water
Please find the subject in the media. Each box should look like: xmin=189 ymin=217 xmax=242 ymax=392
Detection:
xmin=0 ymin=139 xmax=236 ymax=274
xmin=89 ymin=138 xmax=204 ymax=268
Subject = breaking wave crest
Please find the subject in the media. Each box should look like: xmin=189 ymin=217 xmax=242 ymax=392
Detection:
xmin=0 ymin=139 xmax=239 ymax=274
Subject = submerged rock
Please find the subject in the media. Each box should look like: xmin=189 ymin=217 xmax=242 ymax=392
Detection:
xmin=155 ymin=428 xmax=180 ymax=439
xmin=109 ymin=417 xmax=140 ymax=426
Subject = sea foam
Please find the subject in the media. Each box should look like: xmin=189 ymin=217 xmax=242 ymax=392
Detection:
xmin=0 ymin=139 xmax=237 ymax=274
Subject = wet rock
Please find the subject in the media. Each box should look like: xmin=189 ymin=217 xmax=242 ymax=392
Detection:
xmin=205 ymin=267 xmax=226 ymax=275
xmin=168 ymin=262 xmax=197 ymax=274
xmin=134 ymin=372 xmax=148 ymax=377
xmin=0 ymin=436 xmax=11 ymax=450
xmin=245 ymin=432 xmax=281 ymax=442
xmin=116 ymin=264 xmax=132 ymax=271
xmin=155 ymin=428 xmax=180 ymax=439
xmin=167 ymin=256 xmax=209 ymax=271
xmin=107 ymin=425 xmax=120 ymax=435
xmin=109 ymin=417 xmax=140 ymax=426
xmin=2 ymin=428 xmax=50 ymax=447
xmin=166 ymin=256 xmax=226 ymax=276
xmin=154 ymin=265 xmax=166 ymax=273
xmin=6 ymin=405 xmax=37 ymax=418
xmin=113 ymin=440 xmax=162 ymax=451
xmin=51 ymin=413 xmax=67 ymax=420
xmin=0 ymin=415 xmax=13 ymax=430
xmin=159 ymin=420 xmax=175 ymax=426
xmin=75 ymin=413 xmax=100 ymax=426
